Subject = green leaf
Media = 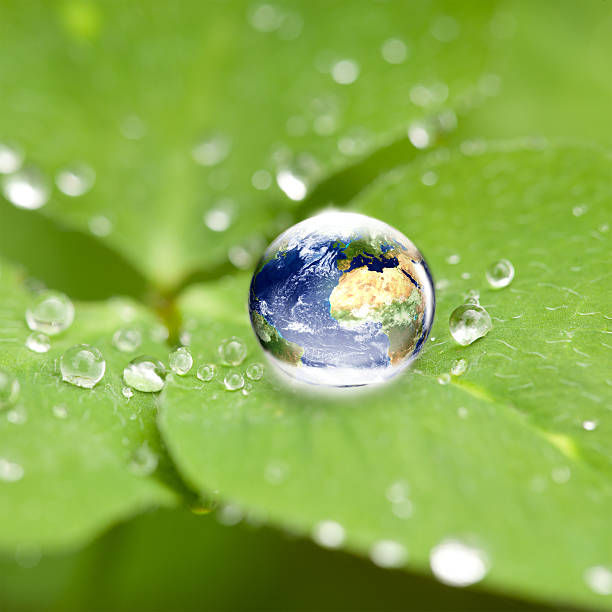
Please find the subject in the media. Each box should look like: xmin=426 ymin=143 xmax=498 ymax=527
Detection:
xmin=0 ymin=260 xmax=179 ymax=552
xmin=158 ymin=143 xmax=612 ymax=608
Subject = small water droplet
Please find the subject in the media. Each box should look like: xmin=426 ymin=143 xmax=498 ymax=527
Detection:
xmin=89 ymin=215 xmax=113 ymax=236
xmin=584 ymin=565 xmax=612 ymax=595
xmin=408 ymin=121 xmax=433 ymax=149
xmin=224 ymin=371 xmax=245 ymax=391
xmin=196 ymin=363 xmax=217 ymax=382
xmin=451 ymin=358 xmax=468 ymax=376
xmin=25 ymin=332 xmax=50 ymax=354
xmin=128 ymin=442 xmax=158 ymax=476
xmin=26 ymin=290 xmax=74 ymax=336
xmin=218 ymin=337 xmax=247 ymax=366
xmin=249 ymin=3 xmax=283 ymax=32
xmin=0 ymin=141 xmax=24 ymax=174
xmin=204 ymin=200 xmax=234 ymax=232
xmin=312 ymin=520 xmax=345 ymax=549
xmin=60 ymin=344 xmax=105 ymax=389
xmin=437 ymin=373 xmax=451 ymax=385
xmin=2 ymin=166 xmax=50 ymax=210
xmin=120 ymin=114 xmax=147 ymax=140
xmin=192 ymin=132 xmax=231 ymax=166
xmin=55 ymin=163 xmax=95 ymax=197
xmin=245 ymin=362 xmax=264 ymax=381
xmin=251 ymin=169 xmax=272 ymax=190
xmin=421 ymin=170 xmax=438 ymax=186
xmin=430 ymin=539 xmax=489 ymax=587
xmin=112 ymin=327 xmax=142 ymax=353
xmin=276 ymin=168 xmax=307 ymax=201
xmin=0 ymin=369 xmax=20 ymax=409
xmin=381 ymin=38 xmax=408 ymax=64
xmin=370 ymin=540 xmax=407 ymax=568
xmin=464 ymin=289 xmax=480 ymax=305
xmin=486 ymin=259 xmax=514 ymax=289
xmin=122 ymin=386 xmax=134 ymax=399
xmin=228 ymin=245 xmax=254 ymax=270
xmin=123 ymin=356 xmax=167 ymax=392
xmin=449 ymin=304 xmax=492 ymax=346
xmin=52 ymin=404 xmax=68 ymax=419
xmin=0 ymin=458 xmax=24 ymax=482
xmin=582 ymin=420 xmax=597 ymax=431
xmin=217 ymin=503 xmax=244 ymax=526
xmin=572 ymin=204 xmax=588 ymax=217
xmin=331 ymin=59 xmax=359 ymax=85
xmin=386 ymin=480 xmax=410 ymax=504
xmin=169 ymin=347 xmax=193 ymax=375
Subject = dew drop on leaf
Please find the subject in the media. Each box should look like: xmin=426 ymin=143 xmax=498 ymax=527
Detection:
xmin=123 ymin=356 xmax=167 ymax=393
xmin=312 ymin=520 xmax=345 ymax=549
xmin=370 ymin=540 xmax=408 ymax=568
xmin=55 ymin=162 xmax=95 ymax=197
xmin=430 ymin=539 xmax=489 ymax=587
xmin=224 ymin=371 xmax=244 ymax=391
xmin=26 ymin=290 xmax=75 ymax=336
xmin=128 ymin=443 xmax=158 ymax=476
xmin=196 ymin=363 xmax=216 ymax=382
xmin=112 ymin=327 xmax=142 ymax=353
xmin=25 ymin=332 xmax=50 ymax=354
xmin=2 ymin=166 xmax=50 ymax=210
xmin=451 ymin=358 xmax=468 ymax=376
xmin=0 ymin=458 xmax=24 ymax=482
xmin=0 ymin=369 xmax=20 ymax=409
xmin=0 ymin=141 xmax=24 ymax=174
xmin=122 ymin=386 xmax=134 ymax=399
xmin=381 ymin=38 xmax=408 ymax=64
xmin=192 ymin=132 xmax=231 ymax=167
xmin=169 ymin=347 xmax=193 ymax=375
xmin=245 ymin=362 xmax=264 ymax=381
xmin=437 ymin=373 xmax=451 ymax=385
xmin=449 ymin=303 xmax=492 ymax=345
xmin=584 ymin=565 xmax=612 ymax=595
xmin=486 ymin=258 xmax=515 ymax=288
xmin=218 ymin=337 xmax=247 ymax=366
xmin=60 ymin=344 xmax=106 ymax=389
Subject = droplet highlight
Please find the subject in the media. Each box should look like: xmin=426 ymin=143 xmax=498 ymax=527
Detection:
xmin=370 ymin=540 xmax=407 ymax=568
xmin=55 ymin=163 xmax=95 ymax=197
xmin=312 ymin=520 xmax=345 ymax=549
xmin=430 ymin=539 xmax=489 ymax=587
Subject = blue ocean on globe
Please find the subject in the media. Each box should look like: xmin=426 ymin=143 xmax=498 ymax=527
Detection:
xmin=249 ymin=212 xmax=435 ymax=387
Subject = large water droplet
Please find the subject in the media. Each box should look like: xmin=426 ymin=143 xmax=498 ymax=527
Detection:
xmin=26 ymin=290 xmax=75 ymax=336
xmin=312 ymin=520 xmax=345 ymax=549
xmin=60 ymin=344 xmax=105 ymax=389
xmin=128 ymin=443 xmax=158 ymax=476
xmin=0 ymin=458 xmax=24 ymax=482
xmin=449 ymin=304 xmax=492 ymax=345
xmin=112 ymin=327 xmax=142 ymax=353
xmin=2 ymin=166 xmax=50 ymax=210
xmin=218 ymin=337 xmax=247 ymax=366
xmin=169 ymin=347 xmax=193 ymax=375
xmin=331 ymin=59 xmax=360 ymax=85
xmin=224 ymin=372 xmax=245 ymax=391
xmin=370 ymin=540 xmax=407 ymax=568
xmin=25 ymin=332 xmax=50 ymax=354
xmin=0 ymin=141 xmax=24 ymax=174
xmin=245 ymin=362 xmax=264 ymax=381
xmin=486 ymin=258 xmax=514 ymax=288
xmin=192 ymin=132 xmax=231 ymax=166
xmin=0 ymin=369 xmax=20 ymax=409
xmin=430 ymin=539 xmax=489 ymax=587
xmin=381 ymin=38 xmax=408 ymax=64
xmin=123 ymin=356 xmax=167 ymax=392
xmin=55 ymin=163 xmax=95 ymax=197
xmin=584 ymin=565 xmax=612 ymax=595
xmin=196 ymin=363 xmax=216 ymax=382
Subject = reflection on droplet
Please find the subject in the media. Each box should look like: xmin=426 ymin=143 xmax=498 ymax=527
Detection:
xmin=55 ymin=163 xmax=95 ymax=197
xmin=451 ymin=358 xmax=468 ymax=376
xmin=60 ymin=344 xmax=106 ymax=389
xmin=120 ymin=115 xmax=147 ymax=140
xmin=128 ymin=442 xmax=158 ymax=476
xmin=331 ymin=59 xmax=359 ymax=85
xmin=312 ymin=520 xmax=345 ymax=549
xmin=370 ymin=540 xmax=407 ymax=568
xmin=381 ymin=38 xmax=408 ymax=64
xmin=252 ymin=169 xmax=272 ymax=190
xmin=112 ymin=328 xmax=142 ymax=353
xmin=246 ymin=362 xmax=264 ymax=381
xmin=192 ymin=132 xmax=231 ymax=166
xmin=2 ymin=166 xmax=50 ymax=210
xmin=431 ymin=15 xmax=460 ymax=42
xmin=218 ymin=337 xmax=247 ymax=366
xmin=584 ymin=565 xmax=612 ymax=595
xmin=224 ymin=371 xmax=245 ymax=391
xmin=25 ymin=332 xmax=50 ymax=354
xmin=169 ymin=347 xmax=193 ymax=375
xmin=88 ymin=215 xmax=113 ymax=236
xmin=204 ymin=201 xmax=234 ymax=232
xmin=26 ymin=291 xmax=74 ymax=336
xmin=449 ymin=304 xmax=492 ymax=346
xmin=0 ymin=458 xmax=24 ymax=482
xmin=276 ymin=169 xmax=307 ymax=201
xmin=0 ymin=369 xmax=20 ymax=409
xmin=582 ymin=420 xmax=597 ymax=431
xmin=430 ymin=539 xmax=489 ymax=587
xmin=196 ymin=363 xmax=217 ymax=382
xmin=486 ymin=259 xmax=514 ymax=288
xmin=123 ymin=356 xmax=167 ymax=392
xmin=0 ymin=141 xmax=24 ymax=174
xmin=408 ymin=122 xmax=433 ymax=149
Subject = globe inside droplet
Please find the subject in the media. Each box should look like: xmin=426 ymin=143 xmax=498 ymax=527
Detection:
xmin=248 ymin=212 xmax=435 ymax=387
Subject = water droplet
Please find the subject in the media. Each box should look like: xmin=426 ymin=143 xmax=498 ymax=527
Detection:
xmin=128 ymin=442 xmax=158 ymax=476
xmin=331 ymin=59 xmax=359 ymax=85
xmin=582 ymin=420 xmax=597 ymax=431
xmin=2 ymin=166 xmax=50 ymax=210
xmin=0 ymin=141 xmax=24 ymax=174
xmin=120 ymin=114 xmax=147 ymax=140
xmin=52 ymin=404 xmax=68 ymax=419
xmin=584 ymin=565 xmax=612 ymax=595
xmin=0 ymin=458 xmax=24 ymax=482
xmin=410 ymin=83 xmax=448 ymax=108
xmin=123 ymin=356 xmax=167 ymax=393
xmin=192 ymin=132 xmax=231 ymax=166
xmin=169 ymin=347 xmax=193 ymax=375
xmin=196 ymin=363 xmax=216 ymax=382
xmin=217 ymin=503 xmax=244 ymax=526
xmin=252 ymin=169 xmax=272 ymax=190
xmin=430 ymin=539 xmax=489 ymax=587
xmin=386 ymin=480 xmax=410 ymax=503
xmin=276 ymin=168 xmax=307 ymax=201
xmin=431 ymin=15 xmax=460 ymax=42
xmin=60 ymin=344 xmax=105 ymax=389
xmin=55 ymin=162 xmax=95 ymax=197
xmin=25 ymin=332 xmax=50 ymax=354
xmin=437 ymin=373 xmax=451 ymax=385
xmin=228 ymin=245 xmax=254 ymax=270
xmin=246 ymin=362 xmax=264 ymax=381
xmin=204 ymin=200 xmax=234 ymax=232
xmin=446 ymin=254 xmax=460 ymax=265
xmin=218 ymin=337 xmax=247 ymax=366
xmin=249 ymin=3 xmax=283 ymax=32
xmin=463 ymin=289 xmax=480 ymax=305
xmin=370 ymin=540 xmax=407 ymax=568
xmin=88 ymin=215 xmax=113 ymax=236
xmin=224 ymin=372 xmax=245 ymax=391
xmin=112 ymin=327 xmax=142 ymax=353
xmin=381 ymin=38 xmax=408 ymax=64
xmin=312 ymin=520 xmax=345 ymax=549
xmin=421 ymin=170 xmax=438 ymax=186
xmin=122 ymin=386 xmax=134 ymax=399
xmin=449 ymin=304 xmax=492 ymax=346
xmin=451 ymin=358 xmax=468 ymax=376
xmin=26 ymin=290 xmax=74 ymax=336
xmin=408 ymin=121 xmax=433 ymax=149
xmin=0 ymin=369 xmax=20 ymax=409
xmin=486 ymin=259 xmax=514 ymax=289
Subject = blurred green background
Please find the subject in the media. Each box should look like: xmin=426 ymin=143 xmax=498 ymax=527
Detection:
xmin=0 ymin=0 xmax=610 ymax=610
